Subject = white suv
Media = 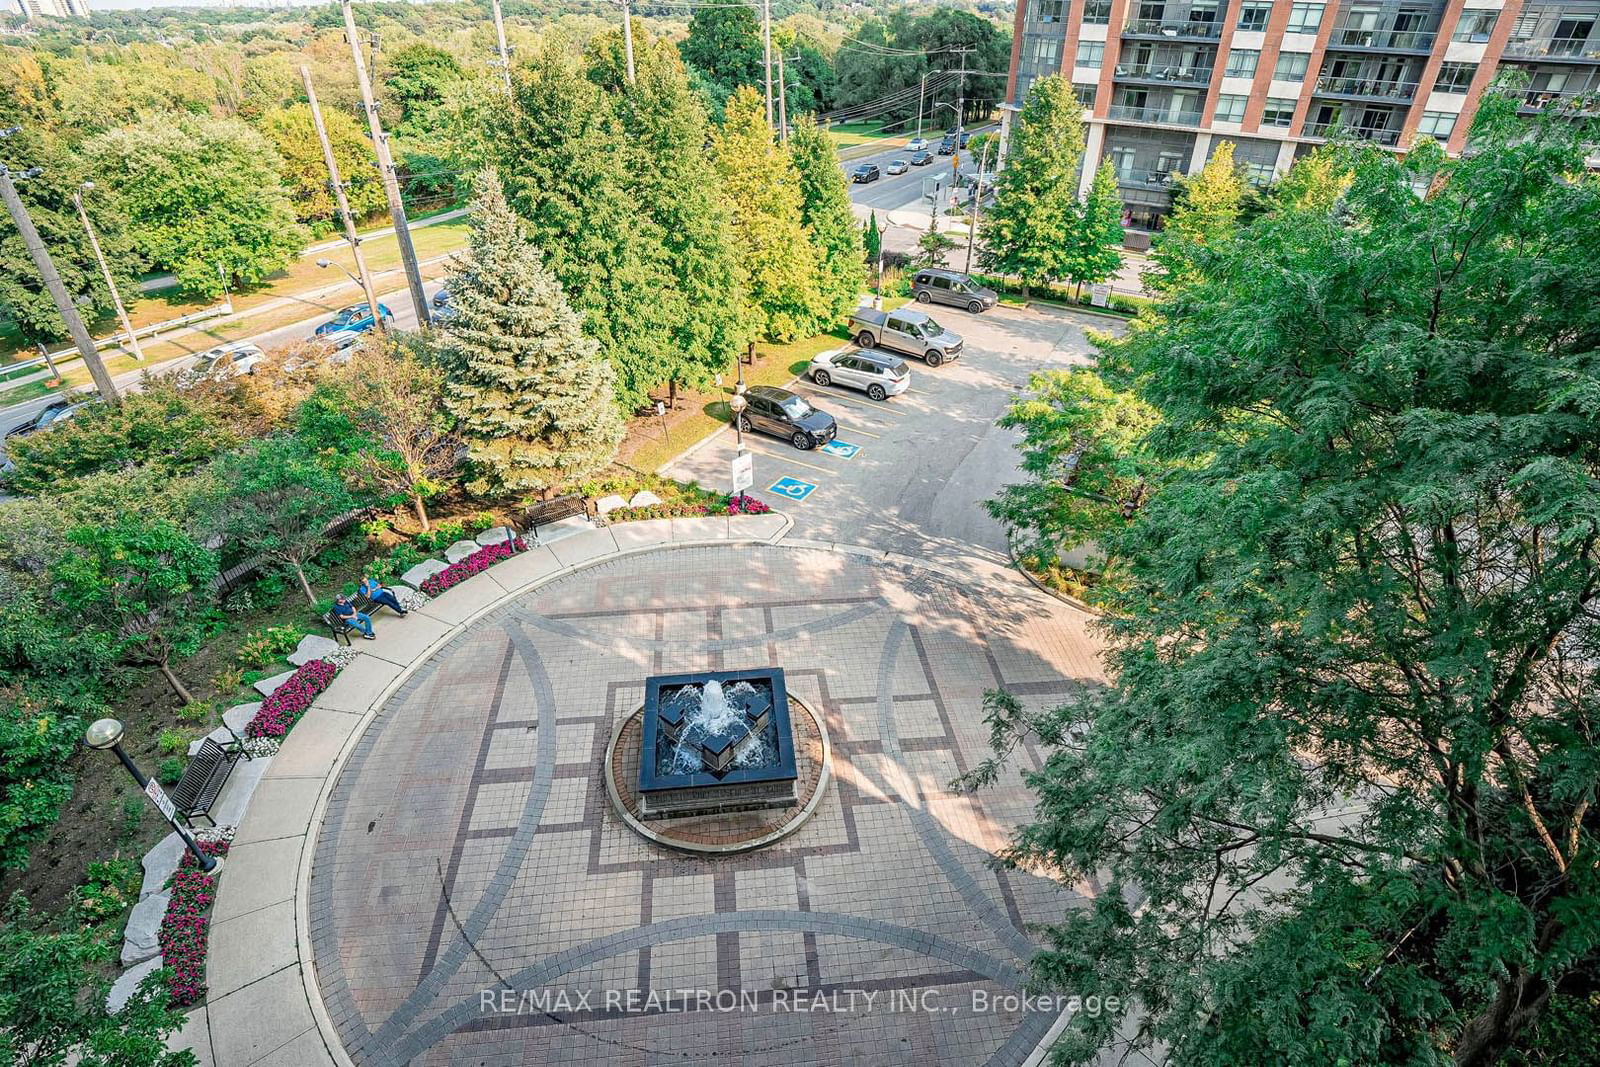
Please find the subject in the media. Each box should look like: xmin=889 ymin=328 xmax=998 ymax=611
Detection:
xmin=807 ymin=349 xmax=910 ymax=402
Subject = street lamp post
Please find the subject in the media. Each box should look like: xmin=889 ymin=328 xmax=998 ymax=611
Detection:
xmin=84 ymin=719 xmax=221 ymax=874
xmin=73 ymin=182 xmax=144 ymax=361
xmin=729 ymin=383 xmax=747 ymax=451
xmin=917 ymin=70 xmax=944 ymax=140
xmin=315 ymin=257 xmax=363 ymax=290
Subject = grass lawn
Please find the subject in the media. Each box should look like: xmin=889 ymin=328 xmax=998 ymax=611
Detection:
xmin=825 ymin=120 xmax=907 ymax=150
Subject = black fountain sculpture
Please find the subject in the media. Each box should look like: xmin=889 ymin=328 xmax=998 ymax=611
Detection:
xmin=637 ymin=667 xmax=799 ymax=820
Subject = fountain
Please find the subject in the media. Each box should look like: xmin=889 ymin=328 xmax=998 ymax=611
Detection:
xmin=637 ymin=668 xmax=799 ymax=820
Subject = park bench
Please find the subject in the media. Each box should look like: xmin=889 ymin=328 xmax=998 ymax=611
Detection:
xmin=170 ymin=737 xmax=246 ymax=829
xmin=322 ymin=588 xmax=406 ymax=645
xmin=518 ymin=494 xmax=589 ymax=545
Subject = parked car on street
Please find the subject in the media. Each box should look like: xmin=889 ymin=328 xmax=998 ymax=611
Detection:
xmin=430 ymin=287 xmax=457 ymax=322
xmin=907 ymin=137 xmax=929 ymax=152
xmin=314 ymin=302 xmax=393 ymax=336
xmin=937 ymin=135 xmax=956 ymax=155
xmin=4 ymin=397 xmax=79 ymax=442
xmin=181 ymin=342 xmax=264 ymax=387
xmin=886 ymin=159 xmax=909 ymax=175
xmin=850 ymin=163 xmax=881 ymax=184
xmin=909 ymin=151 xmax=933 ymax=167
xmin=911 ymin=268 xmax=999 ymax=313
xmin=808 ymin=349 xmax=910 ymax=401
xmin=287 ymin=329 xmax=363 ymax=373
xmin=736 ymin=385 xmax=838 ymax=450
xmin=849 ymin=307 xmax=964 ymax=367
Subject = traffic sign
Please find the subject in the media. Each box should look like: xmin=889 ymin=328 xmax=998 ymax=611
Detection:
xmin=144 ymin=779 xmax=177 ymax=823
xmin=819 ymin=440 xmax=861 ymax=459
xmin=731 ymin=449 xmax=754 ymax=493
xmin=768 ymin=477 xmax=818 ymax=501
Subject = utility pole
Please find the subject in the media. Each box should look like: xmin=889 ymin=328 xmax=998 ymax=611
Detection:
xmin=953 ymin=46 xmax=974 ymax=146
xmin=301 ymin=65 xmax=383 ymax=334
xmin=917 ymin=70 xmax=939 ymax=140
xmin=762 ymin=0 xmax=773 ymax=127
xmin=73 ymin=183 xmax=144 ymax=361
xmin=620 ymin=0 xmax=635 ymax=84
xmin=340 ymin=0 xmax=429 ymax=327
xmin=491 ymin=0 xmax=513 ymax=93
xmin=777 ymin=53 xmax=788 ymax=142
xmin=964 ymin=136 xmax=992 ymax=275
xmin=0 ymin=154 xmax=118 ymax=402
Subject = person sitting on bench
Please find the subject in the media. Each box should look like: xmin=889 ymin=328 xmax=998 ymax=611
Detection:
xmin=333 ymin=594 xmax=376 ymax=640
xmin=358 ymin=575 xmax=408 ymax=616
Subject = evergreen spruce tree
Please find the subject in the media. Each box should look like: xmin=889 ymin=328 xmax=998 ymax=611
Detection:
xmin=1063 ymin=162 xmax=1126 ymax=299
xmin=978 ymin=75 xmax=1085 ymax=298
xmin=916 ymin=210 xmax=958 ymax=267
xmin=1151 ymin=140 xmax=1245 ymax=288
xmin=438 ymin=171 xmax=623 ymax=497
xmin=789 ymin=114 xmax=866 ymax=325
xmin=864 ymin=210 xmax=882 ymax=264
xmin=713 ymin=87 xmax=827 ymax=342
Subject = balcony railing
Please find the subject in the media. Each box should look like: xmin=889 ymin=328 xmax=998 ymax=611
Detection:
xmin=1518 ymin=89 xmax=1600 ymax=114
xmin=1113 ymin=167 xmax=1182 ymax=189
xmin=1326 ymin=28 xmax=1437 ymax=52
xmin=1122 ymin=18 xmax=1223 ymax=40
xmin=1502 ymin=36 xmax=1600 ymax=60
xmin=1302 ymin=121 xmax=1402 ymax=146
xmin=1107 ymin=103 xmax=1205 ymax=125
xmin=1312 ymin=75 xmax=1419 ymax=101
xmin=1113 ymin=63 xmax=1214 ymax=84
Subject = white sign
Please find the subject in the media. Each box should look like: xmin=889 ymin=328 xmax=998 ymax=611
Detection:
xmin=144 ymin=779 xmax=177 ymax=823
xmin=730 ymin=450 xmax=754 ymax=493
xmin=654 ymin=401 xmax=666 ymax=417
xmin=1088 ymin=283 xmax=1112 ymax=308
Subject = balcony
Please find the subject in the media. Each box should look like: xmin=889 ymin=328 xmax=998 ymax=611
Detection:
xmin=1502 ymin=36 xmax=1600 ymax=61
xmin=1302 ymin=121 xmax=1402 ymax=146
xmin=1122 ymin=18 xmax=1223 ymax=40
xmin=1325 ymin=28 xmax=1437 ymax=53
xmin=1113 ymin=62 xmax=1214 ymax=85
xmin=1107 ymin=103 xmax=1205 ymax=125
xmin=1518 ymin=89 xmax=1600 ymax=115
xmin=1113 ymin=167 xmax=1182 ymax=190
xmin=1312 ymin=75 xmax=1419 ymax=101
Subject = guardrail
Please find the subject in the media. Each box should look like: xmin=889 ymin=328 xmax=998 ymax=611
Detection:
xmin=1 ymin=301 xmax=232 ymax=382
xmin=1106 ymin=103 xmax=1205 ymax=125
xmin=1503 ymin=36 xmax=1600 ymax=59
xmin=1313 ymin=76 xmax=1420 ymax=100
xmin=1327 ymin=28 xmax=1437 ymax=51
xmin=1114 ymin=64 xmax=1214 ymax=83
xmin=1302 ymin=122 xmax=1402 ymax=146
xmin=1122 ymin=18 xmax=1222 ymax=39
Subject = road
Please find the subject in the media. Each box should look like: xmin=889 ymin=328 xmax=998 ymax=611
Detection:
xmin=840 ymin=125 xmax=996 ymax=215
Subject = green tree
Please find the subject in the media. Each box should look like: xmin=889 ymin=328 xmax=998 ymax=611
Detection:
xmin=257 ymin=104 xmax=387 ymax=233
xmin=1151 ymin=139 xmax=1244 ymax=288
xmin=679 ymin=4 xmax=763 ymax=94
xmin=0 ymin=690 xmax=85 ymax=872
xmin=979 ymin=75 xmax=1084 ymax=297
xmin=961 ymin=98 xmax=1600 ymax=1067
xmin=50 ymin=521 xmax=219 ymax=704
xmin=915 ymin=211 xmax=958 ymax=268
xmin=1271 ymin=145 xmax=1352 ymax=214
xmin=382 ymin=41 xmax=464 ymax=134
xmin=789 ymin=114 xmax=866 ymax=325
xmin=208 ymin=436 xmax=356 ymax=605
xmin=864 ymin=210 xmax=882 ymax=264
xmin=437 ymin=170 xmax=623 ymax=497
xmin=713 ymin=87 xmax=826 ymax=342
xmin=1062 ymin=162 xmax=1125 ymax=298
xmin=84 ymin=113 xmax=306 ymax=297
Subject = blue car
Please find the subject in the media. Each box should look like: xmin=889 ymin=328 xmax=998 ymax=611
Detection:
xmin=314 ymin=302 xmax=394 ymax=336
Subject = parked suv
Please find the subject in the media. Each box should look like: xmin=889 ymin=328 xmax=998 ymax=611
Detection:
xmin=314 ymin=302 xmax=393 ymax=336
xmin=912 ymin=269 xmax=998 ymax=313
xmin=808 ymin=349 xmax=910 ymax=401
xmin=849 ymin=307 xmax=964 ymax=367
xmin=736 ymin=385 xmax=838 ymax=450
xmin=851 ymin=163 xmax=881 ymax=184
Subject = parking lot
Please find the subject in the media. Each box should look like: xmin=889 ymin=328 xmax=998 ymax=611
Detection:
xmin=665 ymin=302 xmax=1115 ymax=562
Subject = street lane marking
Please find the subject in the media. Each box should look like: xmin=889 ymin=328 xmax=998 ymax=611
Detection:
xmin=792 ymin=385 xmax=911 ymax=417
xmin=818 ymin=440 xmax=861 ymax=459
xmin=768 ymin=477 xmax=818 ymax=501
xmin=742 ymin=445 xmax=832 ymax=474
xmin=838 ymin=424 xmax=882 ymax=438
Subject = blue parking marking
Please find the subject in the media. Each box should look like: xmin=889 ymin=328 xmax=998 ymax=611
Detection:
xmin=768 ymin=477 xmax=818 ymax=501
xmin=818 ymin=440 xmax=861 ymax=459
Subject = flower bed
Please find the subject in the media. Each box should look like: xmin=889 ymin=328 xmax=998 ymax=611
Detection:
xmin=608 ymin=494 xmax=772 ymax=522
xmin=245 ymin=658 xmax=339 ymax=739
xmin=419 ymin=537 xmax=526 ymax=596
xmin=158 ymin=838 xmax=229 ymax=1008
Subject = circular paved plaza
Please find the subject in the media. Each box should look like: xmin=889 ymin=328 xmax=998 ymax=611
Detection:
xmin=308 ymin=543 xmax=1105 ymax=1066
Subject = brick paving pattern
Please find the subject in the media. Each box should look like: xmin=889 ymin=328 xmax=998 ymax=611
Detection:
xmin=308 ymin=544 xmax=1107 ymax=1066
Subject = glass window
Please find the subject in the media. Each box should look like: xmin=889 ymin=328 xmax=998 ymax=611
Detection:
xmin=1434 ymin=62 xmax=1476 ymax=93
xmin=1034 ymin=0 xmax=1066 ymax=23
xmin=1243 ymin=160 xmax=1276 ymax=185
xmin=1138 ymin=1 xmax=1164 ymax=19
xmin=1214 ymin=93 xmax=1247 ymax=121
xmin=1238 ymin=1 xmax=1271 ymax=31
xmin=1453 ymin=9 xmax=1496 ymax=42
xmin=1077 ymin=41 xmax=1105 ymax=67
xmin=1082 ymin=0 xmax=1112 ymax=24
xmin=1225 ymin=49 xmax=1260 ymax=77
xmin=1286 ymin=2 xmax=1325 ymax=32
xmin=1273 ymin=51 xmax=1310 ymax=81
xmin=1075 ymin=82 xmax=1098 ymax=107
xmin=1262 ymin=97 xmax=1298 ymax=126
xmin=924 ymin=316 xmax=946 ymax=336
xmin=931 ymin=275 xmax=952 ymax=289
xmin=778 ymin=395 xmax=815 ymax=418
xmin=1027 ymin=37 xmax=1062 ymax=69
xmin=1418 ymin=110 xmax=1457 ymax=138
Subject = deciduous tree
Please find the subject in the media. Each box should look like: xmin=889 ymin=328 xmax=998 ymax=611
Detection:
xmin=680 ymin=4 xmax=763 ymax=94
xmin=978 ymin=75 xmax=1084 ymax=297
xmin=257 ymin=104 xmax=386 ymax=232
xmin=1150 ymin=139 xmax=1244 ymax=288
xmin=1062 ymin=162 xmax=1125 ymax=298
xmin=789 ymin=114 xmax=866 ymax=325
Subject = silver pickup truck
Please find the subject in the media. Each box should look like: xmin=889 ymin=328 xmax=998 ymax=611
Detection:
xmin=849 ymin=308 xmax=964 ymax=367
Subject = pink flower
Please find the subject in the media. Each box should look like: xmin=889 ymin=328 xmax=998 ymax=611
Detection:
xmin=245 ymin=658 xmax=340 ymax=739
xmin=419 ymin=538 xmax=525 ymax=596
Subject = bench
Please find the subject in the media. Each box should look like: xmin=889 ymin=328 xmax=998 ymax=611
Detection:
xmin=517 ymin=494 xmax=588 ymax=545
xmin=322 ymin=589 xmax=405 ymax=645
xmin=170 ymin=737 xmax=246 ymax=829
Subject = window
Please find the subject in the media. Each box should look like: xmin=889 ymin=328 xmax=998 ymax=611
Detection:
xmin=1453 ymin=9 xmax=1497 ymax=42
xmin=1417 ymin=110 xmax=1457 ymax=138
xmin=1214 ymin=93 xmax=1247 ymax=121
xmin=1074 ymin=82 xmax=1098 ymax=107
xmin=1286 ymin=2 xmax=1325 ymax=33
xmin=1109 ymin=146 xmax=1137 ymax=176
xmin=1434 ymin=62 xmax=1476 ymax=93
xmin=1237 ymin=1 xmax=1271 ymax=31
xmin=1243 ymin=160 xmax=1276 ymax=185
xmin=1033 ymin=0 xmax=1066 ymax=23
xmin=1077 ymin=41 xmax=1105 ymax=68
xmin=1262 ymin=97 xmax=1298 ymax=126
xmin=1225 ymin=48 xmax=1260 ymax=77
xmin=1273 ymin=51 xmax=1310 ymax=81
xmin=1082 ymin=0 xmax=1112 ymax=24
xmin=1027 ymin=37 xmax=1062 ymax=69
xmin=1138 ymin=1 xmax=1164 ymax=19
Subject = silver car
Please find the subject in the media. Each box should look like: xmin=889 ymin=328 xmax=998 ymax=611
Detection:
xmin=911 ymin=268 xmax=999 ymax=313
xmin=808 ymin=349 xmax=910 ymax=401
xmin=182 ymin=342 xmax=264 ymax=387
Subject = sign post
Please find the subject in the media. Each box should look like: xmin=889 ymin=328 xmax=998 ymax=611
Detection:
xmin=1088 ymin=283 xmax=1111 ymax=308
xmin=730 ymin=449 xmax=754 ymax=505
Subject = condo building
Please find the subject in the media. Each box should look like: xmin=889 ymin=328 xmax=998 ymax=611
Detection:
xmin=1005 ymin=0 xmax=1600 ymax=234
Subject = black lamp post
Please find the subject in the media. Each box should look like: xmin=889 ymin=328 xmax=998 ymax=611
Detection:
xmin=84 ymin=718 xmax=221 ymax=874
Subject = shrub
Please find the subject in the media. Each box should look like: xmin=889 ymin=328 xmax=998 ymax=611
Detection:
xmin=120 ymin=796 xmax=144 ymax=841
xmin=414 ymin=519 xmax=466 ymax=552
xmin=235 ymin=624 xmax=302 ymax=668
xmin=725 ymin=495 xmax=771 ymax=515
xmin=419 ymin=538 xmax=525 ymax=596
xmin=0 ymin=698 xmax=82 ymax=871
xmin=158 ymin=758 xmax=184 ymax=786
xmin=71 ymin=857 xmax=141 ymax=929
xmin=176 ymin=700 xmax=213 ymax=725
xmin=157 ymin=729 xmax=190 ymax=756
xmin=245 ymin=658 xmax=339 ymax=739
xmin=159 ymin=838 xmax=229 ymax=1007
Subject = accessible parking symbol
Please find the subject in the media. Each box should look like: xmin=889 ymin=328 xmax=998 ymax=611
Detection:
xmin=768 ymin=477 xmax=818 ymax=502
xmin=818 ymin=440 xmax=861 ymax=459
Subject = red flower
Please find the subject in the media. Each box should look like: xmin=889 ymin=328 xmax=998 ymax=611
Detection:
xmin=158 ymin=840 xmax=230 ymax=1007
xmin=245 ymin=658 xmax=339 ymax=739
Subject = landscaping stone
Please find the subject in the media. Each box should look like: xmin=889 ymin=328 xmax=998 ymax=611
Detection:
xmin=628 ymin=489 xmax=664 ymax=508
xmin=287 ymin=634 xmax=341 ymax=667
xmin=140 ymin=831 xmax=186 ymax=900
xmin=474 ymin=525 xmax=519 ymax=548
xmin=399 ymin=558 xmax=449 ymax=589
xmin=221 ymin=703 xmax=259 ymax=735
xmin=187 ymin=726 xmax=236 ymax=756
xmin=595 ymin=494 xmax=629 ymax=515
xmin=107 ymin=955 xmax=163 ymax=1013
xmin=120 ymin=891 xmax=170 ymax=966
xmin=253 ymin=670 xmax=297 ymax=697
xmin=445 ymin=539 xmax=482 ymax=563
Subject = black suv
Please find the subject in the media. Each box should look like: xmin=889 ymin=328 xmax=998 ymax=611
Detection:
xmin=737 ymin=386 xmax=838 ymax=450
xmin=851 ymin=163 xmax=881 ymax=183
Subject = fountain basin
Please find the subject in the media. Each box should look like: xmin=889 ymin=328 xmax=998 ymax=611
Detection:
xmin=638 ymin=668 xmax=798 ymax=820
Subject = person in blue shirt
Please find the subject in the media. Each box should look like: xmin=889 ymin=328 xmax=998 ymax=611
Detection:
xmin=332 ymin=594 xmax=375 ymax=639
xmin=358 ymin=575 xmax=408 ymax=616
